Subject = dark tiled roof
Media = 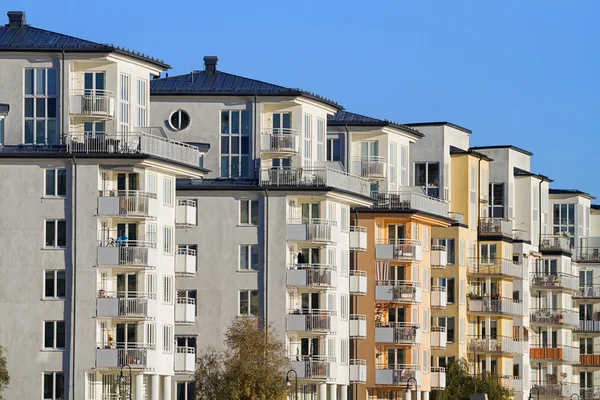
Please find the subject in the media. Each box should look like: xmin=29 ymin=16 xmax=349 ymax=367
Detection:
xmin=449 ymin=146 xmax=493 ymax=161
xmin=0 ymin=19 xmax=169 ymax=69
xmin=470 ymin=145 xmax=533 ymax=157
xmin=549 ymin=189 xmax=595 ymax=199
xmin=591 ymin=204 xmax=600 ymax=210
xmin=328 ymin=111 xmax=424 ymax=137
xmin=513 ymin=167 xmax=552 ymax=182
xmin=403 ymin=121 xmax=472 ymax=134
xmin=149 ymin=70 xmax=342 ymax=110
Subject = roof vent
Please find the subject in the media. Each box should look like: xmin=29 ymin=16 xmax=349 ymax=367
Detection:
xmin=7 ymin=11 xmax=25 ymax=28
xmin=203 ymin=56 xmax=218 ymax=73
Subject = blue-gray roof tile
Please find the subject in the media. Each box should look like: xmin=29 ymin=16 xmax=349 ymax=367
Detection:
xmin=328 ymin=111 xmax=424 ymax=137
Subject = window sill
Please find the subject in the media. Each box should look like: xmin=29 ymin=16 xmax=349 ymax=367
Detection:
xmin=41 ymin=298 xmax=66 ymax=301
xmin=237 ymin=270 xmax=259 ymax=273
xmin=42 ymin=247 xmax=67 ymax=250
xmin=41 ymin=348 xmax=66 ymax=352
xmin=237 ymin=224 xmax=259 ymax=228
xmin=42 ymin=196 xmax=67 ymax=200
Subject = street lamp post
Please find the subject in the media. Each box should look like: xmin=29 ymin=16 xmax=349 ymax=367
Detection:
xmin=529 ymin=385 xmax=540 ymax=400
xmin=571 ymin=394 xmax=580 ymax=400
xmin=480 ymin=381 xmax=491 ymax=399
xmin=285 ymin=369 xmax=298 ymax=400
xmin=405 ymin=377 xmax=418 ymax=400
xmin=119 ymin=364 xmax=132 ymax=400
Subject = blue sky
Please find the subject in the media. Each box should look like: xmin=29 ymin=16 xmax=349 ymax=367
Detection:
xmin=12 ymin=0 xmax=600 ymax=198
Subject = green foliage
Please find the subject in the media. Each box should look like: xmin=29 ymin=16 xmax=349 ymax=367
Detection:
xmin=0 ymin=346 xmax=9 ymax=400
xmin=431 ymin=359 xmax=511 ymax=400
xmin=195 ymin=318 xmax=289 ymax=400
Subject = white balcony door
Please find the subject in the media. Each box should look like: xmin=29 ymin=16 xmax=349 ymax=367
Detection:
xmin=301 ymin=203 xmax=320 ymax=222
xmin=117 ymin=172 xmax=139 ymax=193
xmin=388 ymin=307 xmax=405 ymax=323
xmin=117 ymin=273 xmax=138 ymax=297
xmin=272 ymin=113 xmax=291 ymax=135
xmin=300 ymin=248 xmax=320 ymax=265
xmin=83 ymin=121 xmax=105 ymax=137
xmin=84 ymin=72 xmax=105 ymax=95
xmin=116 ymin=223 xmax=138 ymax=242
xmin=389 ymin=265 xmax=405 ymax=283
xmin=387 ymin=348 xmax=404 ymax=368
xmin=300 ymin=337 xmax=320 ymax=357
xmin=301 ymin=292 xmax=320 ymax=311
xmin=116 ymin=322 xmax=137 ymax=348
xmin=361 ymin=141 xmax=378 ymax=159
xmin=387 ymin=224 xmax=405 ymax=244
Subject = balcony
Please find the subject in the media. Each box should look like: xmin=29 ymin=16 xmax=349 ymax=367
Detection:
xmin=286 ymin=264 xmax=337 ymax=289
xmin=431 ymin=286 xmax=447 ymax=309
xmin=375 ymin=364 xmax=422 ymax=386
xmin=175 ymin=297 xmax=195 ymax=325
xmin=96 ymin=343 xmax=156 ymax=369
xmin=97 ymin=190 xmax=158 ymax=218
xmin=350 ymin=314 xmax=367 ymax=339
xmin=350 ymin=359 xmax=367 ymax=384
xmin=574 ymin=285 xmax=600 ymax=300
xmin=290 ymin=356 xmax=336 ymax=380
xmin=478 ymin=217 xmax=513 ymax=237
xmin=431 ymin=245 xmax=447 ymax=268
xmin=467 ymin=336 xmax=523 ymax=355
xmin=530 ymin=272 xmax=579 ymax=292
xmin=579 ymin=386 xmax=600 ymax=400
xmin=530 ymin=345 xmax=580 ymax=363
xmin=372 ymin=190 xmax=450 ymax=219
xmin=349 ymin=226 xmax=367 ymax=251
xmin=539 ymin=235 xmax=572 ymax=253
xmin=176 ymin=199 xmax=197 ymax=227
xmin=577 ymin=247 xmax=600 ymax=263
xmin=350 ymin=270 xmax=367 ymax=295
xmin=260 ymin=129 xmax=299 ymax=155
xmin=577 ymin=354 xmax=600 ymax=368
xmin=70 ymin=89 xmax=115 ymax=118
xmin=175 ymin=346 xmax=196 ymax=374
xmin=449 ymin=212 xmax=465 ymax=224
xmin=97 ymin=240 xmax=158 ymax=268
xmin=352 ymin=156 xmax=387 ymax=180
xmin=530 ymin=382 xmax=580 ymax=399
xmin=431 ymin=367 xmax=446 ymax=390
xmin=286 ymin=309 xmax=337 ymax=334
xmin=259 ymin=167 xmax=371 ymax=197
xmin=498 ymin=375 xmax=522 ymax=392
xmin=375 ymin=280 xmax=422 ymax=304
xmin=431 ymin=326 xmax=447 ymax=349
xmin=467 ymin=296 xmax=524 ymax=316
xmin=287 ymin=219 xmax=339 ymax=244
xmin=467 ymin=258 xmax=525 ymax=279
xmin=175 ymin=248 xmax=197 ymax=276
xmin=375 ymin=322 xmax=421 ymax=345
xmin=96 ymin=292 xmax=157 ymax=319
xmin=530 ymin=308 xmax=579 ymax=328
xmin=375 ymin=239 xmax=423 ymax=262
xmin=65 ymin=131 xmax=201 ymax=168
xmin=576 ymin=320 xmax=600 ymax=333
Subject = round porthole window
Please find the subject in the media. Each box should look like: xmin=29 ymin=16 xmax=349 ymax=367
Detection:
xmin=169 ymin=110 xmax=190 ymax=131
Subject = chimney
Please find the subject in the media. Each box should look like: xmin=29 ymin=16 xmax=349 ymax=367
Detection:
xmin=7 ymin=11 xmax=26 ymax=28
xmin=203 ymin=56 xmax=218 ymax=73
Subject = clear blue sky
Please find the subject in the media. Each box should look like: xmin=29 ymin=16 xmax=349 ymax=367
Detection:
xmin=12 ymin=0 xmax=600 ymax=198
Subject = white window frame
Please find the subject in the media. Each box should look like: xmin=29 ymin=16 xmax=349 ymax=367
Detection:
xmin=163 ymin=276 xmax=173 ymax=304
xmin=240 ymin=199 xmax=259 ymax=225
xmin=341 ymin=295 xmax=348 ymax=320
xmin=163 ymin=177 xmax=174 ymax=206
xmin=44 ymin=270 xmax=66 ymax=299
xmin=45 ymin=220 xmax=67 ymax=248
xmin=220 ymin=110 xmax=251 ymax=178
xmin=304 ymin=114 xmax=312 ymax=166
xmin=163 ymin=324 xmax=173 ymax=353
xmin=341 ymin=250 xmax=348 ymax=277
xmin=239 ymin=290 xmax=259 ymax=316
xmin=390 ymin=142 xmax=397 ymax=185
xmin=341 ymin=206 xmax=349 ymax=233
xmin=423 ymin=309 xmax=429 ymax=332
xmin=400 ymin=145 xmax=408 ymax=186
xmin=136 ymin=78 xmax=147 ymax=127
xmin=0 ymin=117 xmax=4 ymax=145
xmin=341 ymin=339 xmax=349 ymax=366
xmin=120 ymin=73 xmax=130 ymax=132
xmin=146 ymin=173 xmax=157 ymax=194
xmin=43 ymin=321 xmax=66 ymax=349
xmin=45 ymin=169 xmax=67 ymax=197
xmin=163 ymin=226 xmax=173 ymax=255
xmin=24 ymin=68 xmax=58 ymax=145
xmin=317 ymin=118 xmax=325 ymax=162
xmin=43 ymin=372 xmax=65 ymax=400
xmin=239 ymin=245 xmax=259 ymax=271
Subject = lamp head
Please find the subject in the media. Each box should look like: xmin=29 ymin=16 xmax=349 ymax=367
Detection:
xmin=285 ymin=377 xmax=291 ymax=387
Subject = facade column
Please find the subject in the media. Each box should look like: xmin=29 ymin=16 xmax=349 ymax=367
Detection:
xmin=404 ymin=389 xmax=411 ymax=400
xmin=340 ymin=385 xmax=348 ymax=399
xmin=416 ymin=390 xmax=421 ymax=400
xmin=422 ymin=391 xmax=429 ymax=400
xmin=162 ymin=375 xmax=172 ymax=400
xmin=328 ymin=384 xmax=337 ymax=400
xmin=134 ymin=374 xmax=144 ymax=400
xmin=318 ymin=383 xmax=327 ymax=400
xmin=151 ymin=374 xmax=159 ymax=400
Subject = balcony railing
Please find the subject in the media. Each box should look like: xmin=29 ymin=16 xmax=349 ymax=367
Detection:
xmin=65 ymin=131 xmax=201 ymax=168
xmin=576 ymin=320 xmax=600 ymax=333
xmin=375 ymin=322 xmax=421 ymax=345
xmin=579 ymin=386 xmax=600 ymax=400
xmin=574 ymin=285 xmax=600 ymax=299
xmin=352 ymin=156 xmax=387 ymax=180
xmin=530 ymin=308 xmax=579 ymax=327
xmin=287 ymin=218 xmax=337 ymax=243
xmin=286 ymin=264 xmax=337 ymax=288
xmin=70 ymin=89 xmax=115 ymax=117
xmin=174 ymin=346 xmax=196 ymax=373
xmin=350 ymin=314 xmax=367 ymax=339
xmin=261 ymin=129 xmax=300 ymax=155
xmin=97 ymin=239 xmax=157 ymax=267
xmin=96 ymin=291 xmax=157 ymax=319
xmin=349 ymin=226 xmax=367 ymax=251
xmin=431 ymin=245 xmax=447 ymax=268
xmin=431 ymin=367 xmax=446 ymax=390
xmin=175 ymin=248 xmax=197 ymax=276
xmin=467 ymin=296 xmax=524 ymax=316
xmin=372 ymin=190 xmax=449 ymax=218
xmin=467 ymin=258 xmax=525 ymax=279
xmin=578 ymin=247 xmax=600 ymax=262
xmin=375 ymin=364 xmax=421 ymax=386
xmin=290 ymin=355 xmax=336 ymax=380
xmin=431 ymin=286 xmax=447 ymax=309
xmin=578 ymin=354 xmax=600 ymax=367
xmin=478 ymin=217 xmax=513 ymax=237
xmin=498 ymin=375 xmax=523 ymax=392
xmin=530 ymin=382 xmax=580 ymax=398
xmin=350 ymin=359 xmax=367 ymax=384
xmin=287 ymin=309 xmax=336 ymax=333
xmin=449 ymin=212 xmax=465 ymax=224
xmin=350 ymin=270 xmax=367 ymax=295
xmin=530 ymin=272 xmax=579 ymax=291
xmin=467 ymin=336 xmax=523 ymax=354
xmin=539 ymin=235 xmax=572 ymax=253
xmin=96 ymin=342 xmax=155 ymax=369
xmin=176 ymin=199 xmax=198 ymax=227
xmin=375 ymin=280 xmax=422 ymax=303
xmin=175 ymin=297 xmax=196 ymax=325
xmin=431 ymin=326 xmax=447 ymax=349
xmin=259 ymin=167 xmax=371 ymax=197
xmin=375 ymin=239 xmax=423 ymax=261
xmin=530 ymin=346 xmax=579 ymax=363
xmin=97 ymin=190 xmax=157 ymax=217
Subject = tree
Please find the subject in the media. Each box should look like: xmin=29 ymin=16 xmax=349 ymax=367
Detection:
xmin=0 ymin=346 xmax=9 ymax=400
xmin=195 ymin=318 xmax=290 ymax=400
xmin=431 ymin=359 xmax=511 ymax=400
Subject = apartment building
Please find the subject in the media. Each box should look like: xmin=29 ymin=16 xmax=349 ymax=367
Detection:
xmin=149 ymin=58 xmax=375 ymax=400
xmin=0 ymin=12 xmax=205 ymax=400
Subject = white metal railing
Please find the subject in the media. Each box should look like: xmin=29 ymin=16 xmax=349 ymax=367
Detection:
xmin=259 ymin=167 xmax=370 ymax=197
xmin=530 ymin=272 xmax=578 ymax=291
xmin=176 ymin=297 xmax=196 ymax=306
xmin=375 ymin=364 xmax=420 ymax=385
xmin=177 ymin=199 xmax=197 ymax=208
xmin=467 ymin=336 xmax=523 ymax=354
xmin=177 ymin=248 xmax=196 ymax=256
xmin=98 ymin=190 xmax=156 ymax=216
xmin=350 ymin=226 xmax=366 ymax=233
xmin=467 ymin=297 xmax=524 ymax=316
xmin=467 ymin=258 xmax=525 ymax=279
xmin=176 ymin=346 xmax=196 ymax=355
xmin=97 ymin=291 xmax=156 ymax=317
xmin=376 ymin=280 xmax=422 ymax=303
xmin=530 ymin=382 xmax=579 ymax=398
xmin=539 ymin=235 xmax=572 ymax=253
xmin=352 ymin=156 xmax=387 ymax=179
xmin=499 ymin=375 xmax=522 ymax=392
xmin=530 ymin=308 xmax=579 ymax=327
xmin=372 ymin=190 xmax=449 ymax=218
xmin=97 ymin=342 xmax=155 ymax=367
xmin=71 ymin=89 xmax=114 ymax=116
xmin=431 ymin=245 xmax=446 ymax=251
xmin=262 ymin=129 xmax=300 ymax=153
xmin=375 ymin=322 xmax=420 ymax=343
xmin=576 ymin=320 xmax=600 ymax=332
xmin=575 ymin=285 xmax=600 ymax=298
xmin=377 ymin=238 xmax=422 ymax=261
xmin=292 ymin=355 xmax=335 ymax=379
xmin=65 ymin=132 xmax=201 ymax=168
xmin=479 ymin=217 xmax=513 ymax=236
xmin=288 ymin=218 xmax=337 ymax=242
xmin=287 ymin=309 xmax=336 ymax=332
xmin=449 ymin=212 xmax=465 ymax=224
xmin=287 ymin=263 xmax=336 ymax=287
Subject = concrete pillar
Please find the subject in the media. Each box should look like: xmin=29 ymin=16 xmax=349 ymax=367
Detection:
xmin=404 ymin=389 xmax=411 ymax=400
xmin=329 ymin=384 xmax=337 ymax=400
xmin=162 ymin=375 xmax=172 ymax=400
xmin=151 ymin=374 xmax=159 ymax=400
xmin=416 ymin=390 xmax=421 ymax=400
xmin=340 ymin=385 xmax=348 ymax=400
xmin=134 ymin=374 xmax=143 ymax=400
xmin=318 ymin=383 xmax=327 ymax=400
xmin=422 ymin=391 xmax=429 ymax=400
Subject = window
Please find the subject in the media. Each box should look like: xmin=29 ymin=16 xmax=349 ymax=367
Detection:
xmin=146 ymin=223 xmax=157 ymax=245
xmin=176 ymin=381 xmax=196 ymax=400
xmin=480 ymin=244 xmax=497 ymax=263
xmin=304 ymin=114 xmax=312 ymax=166
xmin=137 ymin=79 xmax=147 ymax=127
xmin=423 ymin=268 xmax=429 ymax=292
xmin=400 ymin=145 xmax=408 ymax=186
xmin=553 ymin=203 xmax=576 ymax=246
xmin=423 ymin=309 xmax=429 ymax=332
xmin=163 ymin=226 xmax=173 ymax=254
xmin=239 ymin=290 xmax=259 ymax=316
xmin=341 ymin=339 xmax=349 ymax=365
xmin=390 ymin=142 xmax=397 ymax=185
xmin=44 ymin=270 xmax=66 ymax=299
xmin=45 ymin=169 xmax=67 ymax=196
xmin=341 ymin=206 xmax=349 ymax=233
xmin=459 ymin=239 xmax=465 ymax=266
xmin=423 ymin=227 xmax=429 ymax=251
xmin=489 ymin=183 xmax=505 ymax=217
xmin=169 ymin=110 xmax=191 ymax=131
xmin=240 ymin=199 xmax=259 ymax=225
xmin=163 ymin=276 xmax=173 ymax=304
xmin=341 ymin=250 xmax=349 ymax=277
xmin=0 ymin=118 xmax=4 ymax=145
xmin=44 ymin=321 xmax=66 ymax=349
xmin=120 ymin=74 xmax=130 ymax=132
xmin=460 ymin=317 xmax=466 ymax=343
xmin=24 ymin=68 xmax=58 ymax=144
xmin=434 ymin=238 xmax=455 ymax=264
xmin=163 ymin=324 xmax=173 ymax=353
xmin=146 ymin=173 xmax=157 ymax=194
xmin=177 ymin=290 xmax=198 ymax=316
xmin=239 ymin=245 xmax=259 ymax=271
xmin=438 ymin=317 xmax=455 ymax=343
xmin=414 ymin=162 xmax=440 ymax=198
xmin=327 ymin=138 xmax=342 ymax=162
xmin=43 ymin=372 xmax=65 ymax=400
xmin=438 ymin=278 xmax=455 ymax=304
xmin=220 ymin=110 xmax=250 ymax=178
xmin=317 ymin=118 xmax=325 ymax=162
xmin=459 ymin=279 xmax=465 ymax=305
xmin=163 ymin=177 xmax=174 ymax=206
xmin=341 ymin=295 xmax=349 ymax=320
xmin=45 ymin=220 xmax=67 ymax=247
xmin=423 ymin=349 xmax=429 ymax=372
xmin=146 ymin=323 xmax=156 ymax=346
